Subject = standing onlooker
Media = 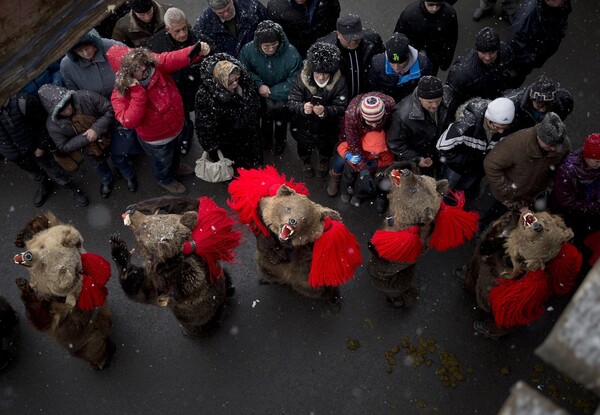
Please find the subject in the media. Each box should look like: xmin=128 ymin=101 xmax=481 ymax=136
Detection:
xmin=473 ymin=0 xmax=521 ymax=24
xmin=0 ymin=92 xmax=89 ymax=206
xmin=148 ymin=7 xmax=210 ymax=155
xmin=507 ymin=0 xmax=572 ymax=86
xmin=287 ymin=42 xmax=348 ymax=178
xmin=38 ymin=85 xmax=116 ymax=199
xmin=394 ymin=0 xmax=458 ymax=75
xmin=267 ymin=0 xmax=340 ymax=58
xmin=368 ymin=32 xmax=433 ymax=104
xmin=192 ymin=0 xmax=267 ymax=58
xmin=112 ymin=0 xmax=173 ymax=47
xmin=436 ymin=97 xmax=515 ymax=196
xmin=239 ymin=20 xmax=302 ymax=155
xmin=317 ymin=14 xmax=384 ymax=99
xmin=108 ymin=44 xmax=210 ymax=195
xmin=386 ymin=75 xmax=456 ymax=177
xmin=504 ymin=73 xmax=573 ymax=132
xmin=195 ymin=53 xmax=263 ymax=170
xmin=446 ymin=27 xmax=515 ymax=106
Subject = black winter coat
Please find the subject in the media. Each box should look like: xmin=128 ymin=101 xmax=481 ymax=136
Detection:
xmin=394 ymin=0 xmax=458 ymax=72
xmin=194 ymin=53 xmax=262 ymax=169
xmin=318 ymin=29 xmax=384 ymax=99
xmin=287 ymin=65 xmax=348 ymax=146
xmin=267 ymin=0 xmax=340 ymax=58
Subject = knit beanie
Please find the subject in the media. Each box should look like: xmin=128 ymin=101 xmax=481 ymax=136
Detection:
xmin=128 ymin=0 xmax=153 ymax=13
xmin=385 ymin=33 xmax=410 ymax=63
xmin=254 ymin=20 xmax=280 ymax=45
xmin=306 ymin=42 xmax=341 ymax=73
xmin=207 ymin=0 xmax=230 ymax=10
xmin=583 ymin=134 xmax=600 ymax=159
xmin=475 ymin=27 xmax=500 ymax=52
xmin=417 ymin=76 xmax=444 ymax=99
xmin=536 ymin=112 xmax=567 ymax=147
xmin=529 ymin=74 xmax=556 ymax=102
xmin=360 ymin=96 xmax=385 ymax=123
xmin=485 ymin=98 xmax=515 ymax=124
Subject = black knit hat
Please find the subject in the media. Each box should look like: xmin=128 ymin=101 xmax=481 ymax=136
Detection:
xmin=475 ymin=27 xmax=500 ymax=52
xmin=128 ymin=0 xmax=152 ymax=13
xmin=417 ymin=76 xmax=444 ymax=99
xmin=386 ymin=33 xmax=410 ymax=63
xmin=254 ymin=20 xmax=280 ymax=45
xmin=537 ymin=112 xmax=567 ymax=147
xmin=529 ymin=74 xmax=557 ymax=102
xmin=306 ymin=42 xmax=341 ymax=73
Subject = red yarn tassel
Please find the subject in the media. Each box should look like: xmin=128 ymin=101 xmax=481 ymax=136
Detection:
xmin=227 ymin=166 xmax=308 ymax=236
xmin=77 ymin=253 xmax=111 ymax=311
xmin=429 ymin=190 xmax=479 ymax=251
xmin=547 ymin=242 xmax=582 ymax=296
xmin=370 ymin=226 xmax=424 ymax=263
xmin=584 ymin=230 xmax=600 ymax=266
xmin=308 ymin=218 xmax=362 ymax=287
xmin=489 ymin=269 xmax=551 ymax=329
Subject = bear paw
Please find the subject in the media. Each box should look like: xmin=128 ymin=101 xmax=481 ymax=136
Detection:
xmin=15 ymin=277 xmax=33 ymax=296
xmin=109 ymin=233 xmax=130 ymax=270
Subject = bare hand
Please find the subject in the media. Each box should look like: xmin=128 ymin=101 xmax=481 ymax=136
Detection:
xmin=418 ymin=157 xmax=433 ymax=168
xmin=200 ymin=42 xmax=210 ymax=56
xmin=34 ymin=148 xmax=45 ymax=157
xmin=129 ymin=78 xmax=139 ymax=87
xmin=258 ymin=85 xmax=270 ymax=98
xmin=83 ymin=129 xmax=98 ymax=142
xmin=304 ymin=102 xmax=314 ymax=115
xmin=312 ymin=104 xmax=325 ymax=117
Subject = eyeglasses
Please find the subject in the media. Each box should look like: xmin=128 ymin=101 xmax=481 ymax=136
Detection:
xmin=530 ymin=91 xmax=555 ymax=102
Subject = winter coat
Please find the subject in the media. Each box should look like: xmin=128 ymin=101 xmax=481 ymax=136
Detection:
xmin=147 ymin=29 xmax=206 ymax=112
xmin=394 ymin=0 xmax=458 ymax=71
xmin=0 ymin=93 xmax=52 ymax=161
xmin=552 ymin=148 xmax=600 ymax=217
xmin=341 ymin=92 xmax=396 ymax=172
xmin=507 ymin=0 xmax=572 ymax=69
xmin=436 ymin=98 xmax=510 ymax=177
xmin=194 ymin=53 xmax=262 ymax=168
xmin=503 ymin=84 xmax=573 ymax=133
xmin=386 ymin=85 xmax=456 ymax=163
xmin=318 ymin=29 xmax=384 ymax=99
xmin=107 ymin=45 xmax=197 ymax=143
xmin=287 ymin=65 xmax=348 ymax=146
xmin=192 ymin=0 xmax=267 ymax=57
xmin=60 ymin=31 xmax=124 ymax=98
xmin=38 ymin=85 xmax=114 ymax=153
xmin=20 ymin=59 xmax=64 ymax=96
xmin=367 ymin=47 xmax=433 ymax=103
xmin=484 ymin=126 xmax=571 ymax=206
xmin=266 ymin=0 xmax=340 ymax=57
xmin=112 ymin=1 xmax=172 ymax=47
xmin=238 ymin=22 xmax=302 ymax=102
xmin=446 ymin=44 xmax=515 ymax=105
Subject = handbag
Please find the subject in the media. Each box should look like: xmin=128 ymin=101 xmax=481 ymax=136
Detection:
xmin=195 ymin=150 xmax=234 ymax=182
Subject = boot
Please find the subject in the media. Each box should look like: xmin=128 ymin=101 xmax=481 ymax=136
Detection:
xmin=64 ymin=182 xmax=89 ymax=206
xmin=326 ymin=170 xmax=341 ymax=196
xmin=33 ymin=176 xmax=52 ymax=207
xmin=273 ymin=138 xmax=286 ymax=155
xmin=300 ymin=155 xmax=314 ymax=178
xmin=316 ymin=156 xmax=329 ymax=178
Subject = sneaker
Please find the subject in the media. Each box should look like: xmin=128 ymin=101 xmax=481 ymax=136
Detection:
xmin=33 ymin=178 xmax=52 ymax=207
xmin=452 ymin=267 xmax=466 ymax=283
xmin=100 ymin=181 xmax=113 ymax=198
xmin=341 ymin=193 xmax=351 ymax=203
xmin=350 ymin=196 xmax=361 ymax=207
xmin=159 ymin=180 xmax=187 ymax=195
xmin=176 ymin=163 xmax=194 ymax=176
xmin=126 ymin=176 xmax=138 ymax=193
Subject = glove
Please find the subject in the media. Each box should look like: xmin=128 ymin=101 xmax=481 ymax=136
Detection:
xmin=345 ymin=152 xmax=361 ymax=164
xmin=188 ymin=41 xmax=204 ymax=61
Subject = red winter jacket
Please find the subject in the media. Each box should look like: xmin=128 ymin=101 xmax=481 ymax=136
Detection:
xmin=107 ymin=45 xmax=201 ymax=143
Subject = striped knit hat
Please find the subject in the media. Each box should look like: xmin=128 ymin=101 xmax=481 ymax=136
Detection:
xmin=360 ymin=96 xmax=385 ymax=122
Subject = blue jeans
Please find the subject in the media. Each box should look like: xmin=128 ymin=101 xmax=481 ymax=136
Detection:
xmin=138 ymin=122 xmax=187 ymax=185
xmin=83 ymin=152 xmax=113 ymax=185
xmin=111 ymin=125 xmax=142 ymax=181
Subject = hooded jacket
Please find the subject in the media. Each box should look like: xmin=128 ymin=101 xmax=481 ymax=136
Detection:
xmin=552 ymin=148 xmax=600 ymax=216
xmin=238 ymin=21 xmax=302 ymax=102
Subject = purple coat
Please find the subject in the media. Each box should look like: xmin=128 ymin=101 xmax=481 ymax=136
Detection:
xmin=553 ymin=148 xmax=600 ymax=216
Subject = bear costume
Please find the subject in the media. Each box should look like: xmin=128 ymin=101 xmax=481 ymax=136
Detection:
xmin=13 ymin=212 xmax=113 ymax=369
xmin=227 ymin=166 xmax=362 ymax=304
xmin=110 ymin=196 xmax=241 ymax=337
xmin=368 ymin=164 xmax=479 ymax=307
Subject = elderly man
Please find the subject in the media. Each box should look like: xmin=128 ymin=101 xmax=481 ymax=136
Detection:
xmin=112 ymin=0 xmax=173 ymax=47
xmin=193 ymin=0 xmax=267 ymax=57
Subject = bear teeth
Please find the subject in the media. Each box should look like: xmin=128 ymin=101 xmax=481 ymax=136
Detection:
xmin=279 ymin=224 xmax=295 ymax=241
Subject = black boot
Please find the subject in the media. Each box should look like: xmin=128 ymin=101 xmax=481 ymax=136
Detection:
xmin=65 ymin=182 xmax=89 ymax=206
xmin=33 ymin=176 xmax=52 ymax=207
xmin=299 ymin=155 xmax=314 ymax=178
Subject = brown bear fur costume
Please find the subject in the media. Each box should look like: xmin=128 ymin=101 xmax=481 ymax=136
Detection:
xmin=13 ymin=213 xmax=113 ymax=369
xmin=110 ymin=196 xmax=239 ymax=337
xmin=464 ymin=209 xmax=579 ymax=338
xmin=227 ymin=167 xmax=362 ymax=305
xmin=368 ymin=163 xmax=478 ymax=307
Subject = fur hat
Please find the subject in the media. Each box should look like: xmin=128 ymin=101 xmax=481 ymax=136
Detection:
xmin=537 ymin=112 xmax=567 ymax=147
xmin=529 ymin=74 xmax=556 ymax=102
xmin=306 ymin=42 xmax=341 ymax=73
xmin=336 ymin=14 xmax=365 ymax=41
xmin=485 ymin=98 xmax=515 ymax=124
xmin=254 ymin=20 xmax=280 ymax=45
xmin=417 ymin=76 xmax=444 ymax=99
xmin=475 ymin=27 xmax=500 ymax=52
xmin=386 ymin=33 xmax=410 ymax=64
xmin=207 ymin=0 xmax=230 ymax=10
xmin=360 ymin=96 xmax=385 ymax=122
xmin=128 ymin=0 xmax=153 ymax=13
xmin=583 ymin=134 xmax=600 ymax=159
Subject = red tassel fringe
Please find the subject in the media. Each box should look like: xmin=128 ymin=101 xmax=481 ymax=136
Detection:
xmin=584 ymin=230 xmax=600 ymax=266
xmin=547 ymin=242 xmax=582 ymax=296
xmin=429 ymin=190 xmax=479 ymax=251
xmin=308 ymin=218 xmax=362 ymax=287
xmin=77 ymin=253 xmax=111 ymax=311
xmin=370 ymin=226 xmax=424 ymax=263
xmin=227 ymin=166 xmax=309 ymax=236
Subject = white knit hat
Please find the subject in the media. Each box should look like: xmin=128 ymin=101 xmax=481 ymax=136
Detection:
xmin=484 ymin=97 xmax=515 ymax=124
